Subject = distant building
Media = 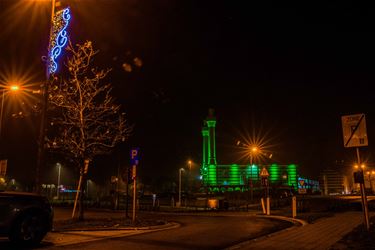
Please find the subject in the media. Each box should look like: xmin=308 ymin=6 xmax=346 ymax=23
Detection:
xmin=200 ymin=109 xmax=300 ymax=193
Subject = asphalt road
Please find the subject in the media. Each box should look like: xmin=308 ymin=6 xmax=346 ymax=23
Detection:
xmin=43 ymin=213 xmax=292 ymax=250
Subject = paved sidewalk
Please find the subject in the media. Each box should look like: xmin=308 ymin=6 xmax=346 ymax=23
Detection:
xmin=227 ymin=211 xmax=369 ymax=250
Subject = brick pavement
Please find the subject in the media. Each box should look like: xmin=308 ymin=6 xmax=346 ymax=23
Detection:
xmin=228 ymin=211 xmax=369 ymax=250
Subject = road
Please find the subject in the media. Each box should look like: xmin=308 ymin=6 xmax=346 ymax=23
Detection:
xmin=43 ymin=212 xmax=292 ymax=250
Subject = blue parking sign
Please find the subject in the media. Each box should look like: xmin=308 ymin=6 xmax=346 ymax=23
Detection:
xmin=130 ymin=148 xmax=140 ymax=166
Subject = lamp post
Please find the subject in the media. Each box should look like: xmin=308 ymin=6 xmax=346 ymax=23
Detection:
xmin=178 ymin=168 xmax=185 ymax=207
xmin=249 ymin=146 xmax=258 ymax=166
xmin=187 ymin=160 xmax=192 ymax=194
xmin=0 ymin=85 xmax=20 ymax=140
xmin=249 ymin=146 xmax=258 ymax=203
xmin=56 ymin=163 xmax=61 ymax=199
xmin=0 ymin=90 xmax=6 ymax=141
xmin=36 ymin=0 xmax=57 ymax=193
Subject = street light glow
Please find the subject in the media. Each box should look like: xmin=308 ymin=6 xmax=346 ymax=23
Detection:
xmin=10 ymin=85 xmax=20 ymax=91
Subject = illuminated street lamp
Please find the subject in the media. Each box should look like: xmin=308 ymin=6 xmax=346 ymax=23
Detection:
xmin=178 ymin=168 xmax=185 ymax=207
xmin=0 ymin=85 xmax=21 ymax=140
xmin=250 ymin=146 xmax=258 ymax=166
xmin=187 ymin=160 xmax=192 ymax=194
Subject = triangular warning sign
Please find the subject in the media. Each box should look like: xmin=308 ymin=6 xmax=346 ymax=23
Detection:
xmin=260 ymin=167 xmax=269 ymax=177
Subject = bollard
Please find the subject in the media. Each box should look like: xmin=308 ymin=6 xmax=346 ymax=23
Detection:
xmin=266 ymin=197 xmax=270 ymax=215
xmin=292 ymin=196 xmax=297 ymax=218
xmin=261 ymin=198 xmax=266 ymax=214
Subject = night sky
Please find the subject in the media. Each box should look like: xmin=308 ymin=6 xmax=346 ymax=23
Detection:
xmin=0 ymin=0 xmax=375 ymax=186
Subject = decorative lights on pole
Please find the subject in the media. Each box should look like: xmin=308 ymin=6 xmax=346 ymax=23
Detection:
xmin=36 ymin=1 xmax=71 ymax=193
xmin=49 ymin=7 xmax=71 ymax=74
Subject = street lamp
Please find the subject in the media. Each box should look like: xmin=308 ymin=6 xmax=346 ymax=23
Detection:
xmin=178 ymin=168 xmax=185 ymax=207
xmin=56 ymin=162 xmax=61 ymax=199
xmin=36 ymin=0 xmax=64 ymax=193
xmin=187 ymin=160 xmax=192 ymax=194
xmin=249 ymin=146 xmax=258 ymax=166
xmin=0 ymin=85 xmax=21 ymax=144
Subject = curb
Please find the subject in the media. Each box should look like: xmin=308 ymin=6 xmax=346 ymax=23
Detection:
xmin=52 ymin=221 xmax=179 ymax=233
xmin=256 ymin=214 xmax=308 ymax=226
xmin=224 ymin=215 xmax=307 ymax=250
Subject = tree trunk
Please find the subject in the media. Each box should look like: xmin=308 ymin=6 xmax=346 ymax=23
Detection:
xmin=78 ymin=171 xmax=86 ymax=221
xmin=78 ymin=159 xmax=90 ymax=221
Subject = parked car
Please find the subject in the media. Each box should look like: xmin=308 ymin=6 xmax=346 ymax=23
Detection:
xmin=0 ymin=191 xmax=53 ymax=246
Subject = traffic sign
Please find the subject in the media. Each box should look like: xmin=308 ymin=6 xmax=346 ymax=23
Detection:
xmin=298 ymin=188 xmax=307 ymax=194
xmin=299 ymin=179 xmax=305 ymax=187
xmin=341 ymin=114 xmax=368 ymax=148
xmin=130 ymin=148 xmax=140 ymax=165
xmin=260 ymin=167 xmax=269 ymax=177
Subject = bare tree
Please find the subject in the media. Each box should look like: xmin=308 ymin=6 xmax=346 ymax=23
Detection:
xmin=48 ymin=41 xmax=131 ymax=220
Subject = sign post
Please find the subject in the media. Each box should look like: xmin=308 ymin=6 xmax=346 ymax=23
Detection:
xmin=130 ymin=148 xmax=139 ymax=224
xmin=341 ymin=113 xmax=369 ymax=231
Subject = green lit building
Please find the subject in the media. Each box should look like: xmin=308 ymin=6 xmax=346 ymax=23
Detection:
xmin=200 ymin=110 xmax=298 ymax=192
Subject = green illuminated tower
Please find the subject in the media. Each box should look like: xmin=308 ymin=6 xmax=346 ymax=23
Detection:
xmin=206 ymin=109 xmax=217 ymax=166
xmin=201 ymin=109 xmax=218 ymax=186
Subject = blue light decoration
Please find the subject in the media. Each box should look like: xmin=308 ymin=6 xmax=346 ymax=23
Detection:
xmin=49 ymin=7 xmax=71 ymax=74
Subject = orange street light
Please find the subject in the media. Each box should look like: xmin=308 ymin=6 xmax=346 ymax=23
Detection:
xmin=9 ymin=85 xmax=20 ymax=91
xmin=0 ymin=84 xmax=23 ymax=140
xmin=188 ymin=160 xmax=192 ymax=170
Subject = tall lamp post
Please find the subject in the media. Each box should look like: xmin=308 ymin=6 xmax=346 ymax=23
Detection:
xmin=0 ymin=85 xmax=20 ymax=139
xmin=188 ymin=160 xmax=192 ymax=193
xmin=249 ymin=146 xmax=258 ymax=203
xmin=178 ymin=168 xmax=185 ymax=207
xmin=56 ymin=163 xmax=61 ymax=199
xmin=36 ymin=0 xmax=71 ymax=193
xmin=35 ymin=0 xmax=56 ymax=193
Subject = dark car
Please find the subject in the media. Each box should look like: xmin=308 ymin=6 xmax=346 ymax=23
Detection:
xmin=0 ymin=191 xmax=53 ymax=246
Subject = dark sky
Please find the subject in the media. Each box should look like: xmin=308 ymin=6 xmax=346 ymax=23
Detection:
xmin=1 ymin=0 xmax=375 ymax=186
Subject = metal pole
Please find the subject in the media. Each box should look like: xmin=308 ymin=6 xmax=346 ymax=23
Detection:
xmin=356 ymin=147 xmax=370 ymax=231
xmin=251 ymin=154 xmax=253 ymax=201
xmin=132 ymin=176 xmax=136 ymax=223
xmin=57 ymin=164 xmax=61 ymax=199
xmin=188 ymin=162 xmax=191 ymax=195
xmin=178 ymin=169 xmax=182 ymax=207
xmin=86 ymin=180 xmax=89 ymax=199
xmin=0 ymin=90 xmax=4 ymax=141
xmin=125 ymin=175 xmax=129 ymax=218
xmin=36 ymin=0 xmax=56 ymax=194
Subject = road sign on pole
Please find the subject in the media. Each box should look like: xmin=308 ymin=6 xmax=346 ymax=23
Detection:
xmin=130 ymin=148 xmax=139 ymax=224
xmin=341 ymin=114 xmax=368 ymax=148
xmin=260 ymin=167 xmax=269 ymax=178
